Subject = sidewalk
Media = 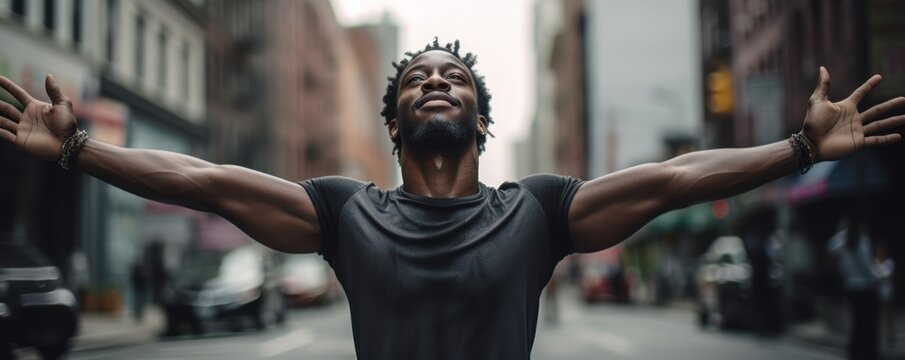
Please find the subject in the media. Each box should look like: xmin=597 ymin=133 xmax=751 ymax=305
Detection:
xmin=662 ymin=297 xmax=905 ymax=359
xmin=70 ymin=306 xmax=163 ymax=353
xmin=788 ymin=319 xmax=905 ymax=360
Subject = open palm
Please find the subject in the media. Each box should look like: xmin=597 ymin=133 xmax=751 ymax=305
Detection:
xmin=802 ymin=67 xmax=905 ymax=161
xmin=0 ymin=74 xmax=78 ymax=161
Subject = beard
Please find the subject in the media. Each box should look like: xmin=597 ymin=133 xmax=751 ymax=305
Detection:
xmin=398 ymin=108 xmax=477 ymax=155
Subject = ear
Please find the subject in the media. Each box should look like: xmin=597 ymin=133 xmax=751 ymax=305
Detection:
xmin=477 ymin=115 xmax=488 ymax=135
xmin=388 ymin=118 xmax=399 ymax=140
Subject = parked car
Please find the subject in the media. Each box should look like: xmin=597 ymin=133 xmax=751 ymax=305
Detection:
xmin=279 ymin=254 xmax=340 ymax=307
xmin=161 ymin=245 xmax=286 ymax=335
xmin=695 ymin=235 xmax=782 ymax=330
xmin=579 ymin=247 xmax=630 ymax=303
xmin=0 ymin=240 xmax=78 ymax=360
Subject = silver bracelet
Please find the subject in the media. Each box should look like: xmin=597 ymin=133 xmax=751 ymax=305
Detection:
xmin=58 ymin=129 xmax=89 ymax=170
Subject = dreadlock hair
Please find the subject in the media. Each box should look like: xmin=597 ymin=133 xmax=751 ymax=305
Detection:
xmin=380 ymin=37 xmax=493 ymax=157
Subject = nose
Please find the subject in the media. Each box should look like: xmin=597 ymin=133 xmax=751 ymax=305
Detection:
xmin=421 ymin=73 xmax=451 ymax=92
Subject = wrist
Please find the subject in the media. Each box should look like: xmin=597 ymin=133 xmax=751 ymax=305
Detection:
xmin=799 ymin=131 xmax=818 ymax=161
xmin=58 ymin=129 xmax=89 ymax=170
xmin=788 ymin=132 xmax=816 ymax=174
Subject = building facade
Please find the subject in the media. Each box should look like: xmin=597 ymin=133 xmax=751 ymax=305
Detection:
xmin=0 ymin=0 xmax=99 ymax=274
xmin=0 ymin=0 xmax=207 ymax=311
xmin=91 ymin=0 xmax=207 ymax=291
xmin=206 ymin=0 xmax=396 ymax=190
xmin=517 ymin=0 xmax=588 ymax=179
xmin=345 ymin=17 xmax=399 ymax=188
xmin=712 ymin=0 xmax=905 ymax=338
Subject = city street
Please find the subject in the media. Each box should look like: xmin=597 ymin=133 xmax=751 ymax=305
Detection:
xmin=65 ymin=288 xmax=841 ymax=360
xmin=1 ymin=1 xmax=902 ymax=360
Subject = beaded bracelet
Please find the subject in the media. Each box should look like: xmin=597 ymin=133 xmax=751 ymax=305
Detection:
xmin=788 ymin=132 xmax=815 ymax=174
xmin=58 ymin=129 xmax=89 ymax=170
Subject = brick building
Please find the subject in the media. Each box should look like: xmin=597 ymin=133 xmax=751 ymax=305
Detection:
xmin=714 ymin=0 xmax=905 ymax=340
xmin=517 ymin=0 xmax=588 ymax=179
xmin=206 ymin=0 xmax=396 ymax=188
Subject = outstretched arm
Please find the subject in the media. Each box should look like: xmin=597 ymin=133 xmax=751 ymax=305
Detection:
xmin=0 ymin=74 xmax=321 ymax=253
xmin=569 ymin=67 xmax=905 ymax=253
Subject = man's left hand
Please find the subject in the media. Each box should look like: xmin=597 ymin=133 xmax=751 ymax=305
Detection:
xmin=802 ymin=66 xmax=905 ymax=161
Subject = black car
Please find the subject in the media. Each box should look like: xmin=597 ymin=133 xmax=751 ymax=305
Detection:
xmin=162 ymin=245 xmax=286 ymax=335
xmin=0 ymin=241 xmax=78 ymax=360
xmin=695 ymin=236 xmax=783 ymax=330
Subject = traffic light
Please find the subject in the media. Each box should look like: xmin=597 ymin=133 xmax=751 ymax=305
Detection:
xmin=707 ymin=64 xmax=734 ymax=116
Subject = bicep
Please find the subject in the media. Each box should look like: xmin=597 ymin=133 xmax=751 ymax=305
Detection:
xmin=200 ymin=165 xmax=322 ymax=253
xmin=569 ymin=163 xmax=679 ymax=253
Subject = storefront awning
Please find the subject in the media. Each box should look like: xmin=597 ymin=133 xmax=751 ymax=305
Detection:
xmin=644 ymin=202 xmax=716 ymax=235
xmin=787 ymin=155 xmax=888 ymax=204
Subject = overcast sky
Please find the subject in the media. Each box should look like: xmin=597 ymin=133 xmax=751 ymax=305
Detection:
xmin=587 ymin=0 xmax=701 ymax=173
xmin=330 ymin=0 xmax=700 ymax=185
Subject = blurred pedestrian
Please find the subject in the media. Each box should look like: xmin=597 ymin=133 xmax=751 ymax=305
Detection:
xmin=875 ymin=241 xmax=895 ymax=346
xmin=747 ymin=231 xmax=782 ymax=335
xmin=543 ymin=261 xmax=566 ymax=325
xmin=66 ymin=250 xmax=90 ymax=307
xmin=828 ymin=218 xmax=880 ymax=360
xmin=655 ymin=252 xmax=684 ymax=306
xmin=130 ymin=257 xmax=149 ymax=323
xmin=145 ymin=241 xmax=168 ymax=305
xmin=1 ymin=38 xmax=904 ymax=358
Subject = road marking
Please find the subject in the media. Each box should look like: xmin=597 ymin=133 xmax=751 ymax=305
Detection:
xmin=571 ymin=326 xmax=635 ymax=355
xmin=258 ymin=328 xmax=315 ymax=358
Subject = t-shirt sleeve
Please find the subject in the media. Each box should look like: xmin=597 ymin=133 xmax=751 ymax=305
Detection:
xmin=299 ymin=176 xmax=368 ymax=265
xmin=517 ymin=174 xmax=585 ymax=261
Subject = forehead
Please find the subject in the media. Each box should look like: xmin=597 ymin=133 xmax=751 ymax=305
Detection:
xmin=403 ymin=50 xmax=468 ymax=73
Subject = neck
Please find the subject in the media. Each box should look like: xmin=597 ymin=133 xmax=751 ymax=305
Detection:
xmin=399 ymin=146 xmax=480 ymax=198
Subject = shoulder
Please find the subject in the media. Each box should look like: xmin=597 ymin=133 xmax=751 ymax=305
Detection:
xmin=299 ymin=176 xmax=369 ymax=194
xmin=514 ymin=173 xmax=583 ymax=186
xmin=299 ymin=176 xmax=372 ymax=213
xmin=507 ymin=173 xmax=585 ymax=200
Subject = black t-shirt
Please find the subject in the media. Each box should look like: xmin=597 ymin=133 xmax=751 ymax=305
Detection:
xmin=300 ymin=174 xmax=584 ymax=359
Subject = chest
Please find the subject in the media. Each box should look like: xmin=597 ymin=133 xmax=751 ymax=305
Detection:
xmin=334 ymin=197 xmax=553 ymax=304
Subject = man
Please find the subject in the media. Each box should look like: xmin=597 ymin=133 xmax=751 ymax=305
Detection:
xmin=1 ymin=39 xmax=904 ymax=359
xmin=828 ymin=217 xmax=881 ymax=360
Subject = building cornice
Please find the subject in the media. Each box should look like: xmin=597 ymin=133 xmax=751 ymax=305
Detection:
xmin=166 ymin=0 xmax=207 ymax=26
xmin=100 ymin=72 xmax=208 ymax=140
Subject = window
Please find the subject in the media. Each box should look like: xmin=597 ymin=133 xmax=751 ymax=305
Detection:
xmin=181 ymin=41 xmax=190 ymax=98
xmin=158 ymin=29 xmax=168 ymax=89
xmin=831 ymin=0 xmax=844 ymax=41
xmin=44 ymin=0 xmax=55 ymax=31
xmin=811 ymin=0 xmax=822 ymax=56
xmin=135 ymin=13 xmax=145 ymax=80
xmin=11 ymin=0 xmax=25 ymax=19
xmin=105 ymin=0 xmax=117 ymax=62
xmin=72 ymin=0 xmax=82 ymax=46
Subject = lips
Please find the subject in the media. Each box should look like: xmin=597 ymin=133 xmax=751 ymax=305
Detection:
xmin=415 ymin=92 xmax=459 ymax=109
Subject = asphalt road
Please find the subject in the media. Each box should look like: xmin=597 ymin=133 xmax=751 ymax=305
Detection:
xmin=65 ymin=289 xmax=841 ymax=360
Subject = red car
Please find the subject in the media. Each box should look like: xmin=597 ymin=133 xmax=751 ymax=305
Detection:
xmin=579 ymin=247 xmax=630 ymax=303
xmin=279 ymin=254 xmax=340 ymax=307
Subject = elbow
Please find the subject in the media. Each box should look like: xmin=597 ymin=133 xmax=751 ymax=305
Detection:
xmin=657 ymin=162 xmax=695 ymax=210
xmin=187 ymin=165 xmax=225 ymax=203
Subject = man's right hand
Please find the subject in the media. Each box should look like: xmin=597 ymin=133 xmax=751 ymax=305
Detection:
xmin=0 ymin=74 xmax=78 ymax=161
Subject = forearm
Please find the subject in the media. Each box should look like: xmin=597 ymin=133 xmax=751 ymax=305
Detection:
xmin=662 ymin=140 xmax=798 ymax=208
xmin=76 ymin=139 xmax=218 ymax=211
